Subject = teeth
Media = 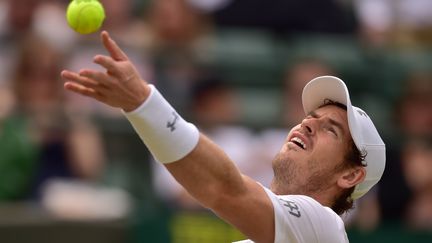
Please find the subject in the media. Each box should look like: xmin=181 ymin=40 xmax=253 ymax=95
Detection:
xmin=291 ymin=137 xmax=306 ymax=149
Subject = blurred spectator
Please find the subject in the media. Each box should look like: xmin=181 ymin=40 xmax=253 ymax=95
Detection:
xmin=101 ymin=0 xmax=148 ymax=49
xmin=352 ymin=0 xmax=393 ymax=46
xmin=11 ymin=33 xmax=106 ymax=200
xmin=395 ymin=72 xmax=432 ymax=136
xmin=378 ymin=71 xmax=432 ymax=225
xmin=402 ymin=136 xmax=432 ymax=230
xmin=354 ymin=0 xmax=432 ymax=47
xmin=0 ymin=0 xmax=39 ymax=86
xmin=32 ymin=0 xmax=77 ymax=51
xmin=139 ymin=0 xmax=216 ymax=113
xmin=0 ymin=0 xmax=41 ymax=39
xmin=145 ymin=0 xmax=213 ymax=50
xmin=0 ymin=0 xmax=77 ymax=86
xmin=189 ymin=76 xmax=241 ymax=127
xmin=0 ymin=0 xmax=77 ymax=49
xmin=0 ymin=86 xmax=38 ymax=200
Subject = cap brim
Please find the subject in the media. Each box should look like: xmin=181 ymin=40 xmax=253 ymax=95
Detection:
xmin=302 ymin=76 xmax=351 ymax=115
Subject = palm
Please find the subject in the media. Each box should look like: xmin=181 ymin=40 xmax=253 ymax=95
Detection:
xmin=61 ymin=31 xmax=150 ymax=112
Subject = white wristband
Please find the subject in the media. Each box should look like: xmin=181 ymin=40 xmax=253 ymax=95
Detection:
xmin=123 ymin=85 xmax=200 ymax=164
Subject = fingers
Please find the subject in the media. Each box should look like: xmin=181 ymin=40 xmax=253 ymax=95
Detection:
xmin=79 ymin=69 xmax=108 ymax=84
xmin=62 ymin=70 xmax=105 ymax=99
xmin=93 ymin=55 xmax=121 ymax=76
xmin=64 ymin=81 xmax=100 ymax=99
xmin=62 ymin=70 xmax=94 ymax=85
xmin=101 ymin=31 xmax=128 ymax=61
xmin=61 ymin=70 xmax=106 ymax=89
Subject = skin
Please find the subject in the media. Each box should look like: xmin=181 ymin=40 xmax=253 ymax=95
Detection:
xmin=61 ymin=31 xmax=365 ymax=243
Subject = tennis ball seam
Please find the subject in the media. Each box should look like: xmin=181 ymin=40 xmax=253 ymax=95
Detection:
xmin=76 ymin=4 xmax=97 ymax=34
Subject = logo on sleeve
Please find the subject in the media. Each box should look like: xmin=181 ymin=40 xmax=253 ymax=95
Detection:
xmin=167 ymin=111 xmax=179 ymax=132
xmin=280 ymin=199 xmax=301 ymax=218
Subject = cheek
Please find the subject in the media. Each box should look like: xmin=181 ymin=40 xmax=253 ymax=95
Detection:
xmin=285 ymin=125 xmax=302 ymax=141
xmin=310 ymin=138 xmax=347 ymax=168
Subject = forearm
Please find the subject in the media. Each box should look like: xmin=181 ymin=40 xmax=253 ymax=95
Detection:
xmin=165 ymin=134 xmax=247 ymax=209
xmin=123 ymin=85 xmax=247 ymax=208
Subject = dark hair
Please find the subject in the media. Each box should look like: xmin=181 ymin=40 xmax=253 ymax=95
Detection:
xmin=319 ymin=100 xmax=367 ymax=215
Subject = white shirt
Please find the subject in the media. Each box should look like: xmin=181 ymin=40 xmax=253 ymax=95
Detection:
xmin=234 ymin=186 xmax=349 ymax=243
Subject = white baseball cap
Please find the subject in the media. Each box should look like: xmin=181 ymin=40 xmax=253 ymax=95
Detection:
xmin=302 ymin=76 xmax=386 ymax=199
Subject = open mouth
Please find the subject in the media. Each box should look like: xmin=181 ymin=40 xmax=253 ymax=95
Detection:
xmin=290 ymin=137 xmax=306 ymax=150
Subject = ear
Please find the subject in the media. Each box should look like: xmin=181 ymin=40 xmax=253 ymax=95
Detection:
xmin=337 ymin=167 xmax=366 ymax=189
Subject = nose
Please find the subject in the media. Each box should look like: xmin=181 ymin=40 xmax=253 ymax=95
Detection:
xmin=301 ymin=117 xmax=316 ymax=135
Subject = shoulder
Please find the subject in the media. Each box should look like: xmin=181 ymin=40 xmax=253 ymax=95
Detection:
xmin=262 ymin=187 xmax=349 ymax=243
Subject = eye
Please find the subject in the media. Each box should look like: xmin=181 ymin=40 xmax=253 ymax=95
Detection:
xmin=326 ymin=126 xmax=338 ymax=137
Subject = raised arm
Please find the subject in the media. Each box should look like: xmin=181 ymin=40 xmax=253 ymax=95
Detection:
xmin=61 ymin=31 xmax=274 ymax=243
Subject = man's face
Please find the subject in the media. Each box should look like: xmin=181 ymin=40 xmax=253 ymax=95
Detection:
xmin=271 ymin=105 xmax=353 ymax=195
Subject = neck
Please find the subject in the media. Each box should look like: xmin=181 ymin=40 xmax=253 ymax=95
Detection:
xmin=309 ymin=190 xmax=337 ymax=208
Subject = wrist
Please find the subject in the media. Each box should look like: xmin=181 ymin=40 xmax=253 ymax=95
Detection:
xmin=123 ymin=85 xmax=199 ymax=163
xmin=122 ymin=83 xmax=152 ymax=112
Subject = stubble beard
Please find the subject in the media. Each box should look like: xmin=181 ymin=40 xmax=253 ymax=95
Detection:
xmin=270 ymin=152 xmax=332 ymax=196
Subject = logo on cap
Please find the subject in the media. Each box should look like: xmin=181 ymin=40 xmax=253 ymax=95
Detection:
xmin=356 ymin=109 xmax=368 ymax=118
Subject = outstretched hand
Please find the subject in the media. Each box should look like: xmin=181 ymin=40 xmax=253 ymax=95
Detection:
xmin=61 ymin=31 xmax=150 ymax=112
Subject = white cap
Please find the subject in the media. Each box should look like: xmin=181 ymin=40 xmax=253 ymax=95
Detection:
xmin=302 ymin=76 xmax=386 ymax=199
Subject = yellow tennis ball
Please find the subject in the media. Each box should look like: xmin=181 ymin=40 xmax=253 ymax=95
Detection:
xmin=66 ymin=0 xmax=105 ymax=34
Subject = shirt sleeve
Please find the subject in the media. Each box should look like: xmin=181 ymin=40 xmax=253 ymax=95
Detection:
xmin=262 ymin=187 xmax=349 ymax=243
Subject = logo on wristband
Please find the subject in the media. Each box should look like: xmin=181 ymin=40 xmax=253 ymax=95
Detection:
xmin=167 ymin=111 xmax=179 ymax=132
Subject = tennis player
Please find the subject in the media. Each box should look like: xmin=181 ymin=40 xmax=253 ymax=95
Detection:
xmin=61 ymin=31 xmax=385 ymax=243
